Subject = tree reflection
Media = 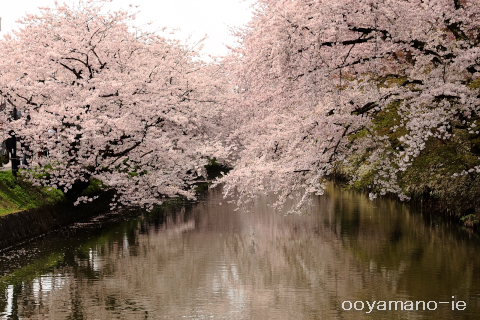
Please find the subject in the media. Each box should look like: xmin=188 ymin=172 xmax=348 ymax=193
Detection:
xmin=1 ymin=187 xmax=479 ymax=319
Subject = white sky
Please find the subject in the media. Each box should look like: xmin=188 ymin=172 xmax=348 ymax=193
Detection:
xmin=0 ymin=0 xmax=255 ymax=58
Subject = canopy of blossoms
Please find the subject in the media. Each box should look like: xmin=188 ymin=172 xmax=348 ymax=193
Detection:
xmin=0 ymin=0 xmax=230 ymax=210
xmin=216 ymin=0 xmax=480 ymax=212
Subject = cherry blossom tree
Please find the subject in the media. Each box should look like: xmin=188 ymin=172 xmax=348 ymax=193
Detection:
xmin=217 ymin=0 xmax=480 ymax=211
xmin=0 ymin=0 xmax=230 ymax=210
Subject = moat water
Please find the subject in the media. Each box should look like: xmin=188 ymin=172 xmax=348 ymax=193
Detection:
xmin=0 ymin=186 xmax=479 ymax=319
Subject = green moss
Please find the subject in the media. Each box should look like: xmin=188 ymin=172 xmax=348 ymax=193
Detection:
xmin=398 ymin=127 xmax=480 ymax=199
xmin=348 ymin=127 xmax=369 ymax=142
xmin=467 ymin=78 xmax=480 ymax=90
xmin=372 ymin=101 xmax=408 ymax=150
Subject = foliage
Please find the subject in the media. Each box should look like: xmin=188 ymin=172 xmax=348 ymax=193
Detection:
xmin=0 ymin=155 xmax=8 ymax=165
xmin=460 ymin=214 xmax=480 ymax=227
xmin=0 ymin=0 xmax=230 ymax=211
xmin=80 ymin=178 xmax=105 ymax=197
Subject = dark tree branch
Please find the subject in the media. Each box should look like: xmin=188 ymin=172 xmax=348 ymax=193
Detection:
xmin=59 ymin=62 xmax=83 ymax=79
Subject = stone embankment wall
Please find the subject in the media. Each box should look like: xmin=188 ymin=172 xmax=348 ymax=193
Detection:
xmin=0 ymin=190 xmax=114 ymax=250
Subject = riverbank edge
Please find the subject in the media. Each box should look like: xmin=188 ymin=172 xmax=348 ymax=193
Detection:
xmin=0 ymin=159 xmax=226 ymax=251
xmin=0 ymin=183 xmax=475 ymax=252
xmin=330 ymin=174 xmax=479 ymax=232
xmin=0 ymin=189 xmax=115 ymax=251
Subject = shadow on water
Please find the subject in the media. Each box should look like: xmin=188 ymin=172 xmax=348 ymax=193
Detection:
xmin=0 ymin=185 xmax=479 ymax=319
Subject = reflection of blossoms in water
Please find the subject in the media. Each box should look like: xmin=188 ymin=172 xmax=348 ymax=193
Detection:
xmin=1 ymin=187 xmax=479 ymax=319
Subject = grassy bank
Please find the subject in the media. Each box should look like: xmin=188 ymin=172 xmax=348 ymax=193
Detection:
xmin=0 ymin=158 xmax=229 ymax=217
xmin=0 ymin=171 xmax=65 ymax=216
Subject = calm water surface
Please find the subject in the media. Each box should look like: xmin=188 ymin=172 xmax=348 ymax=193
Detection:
xmin=0 ymin=186 xmax=479 ymax=319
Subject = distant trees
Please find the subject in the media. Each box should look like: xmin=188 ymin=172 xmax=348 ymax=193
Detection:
xmin=0 ymin=0 xmax=230 ymax=209
xmin=217 ymin=0 xmax=480 ymax=211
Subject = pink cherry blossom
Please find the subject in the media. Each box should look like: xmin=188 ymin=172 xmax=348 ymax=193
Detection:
xmin=216 ymin=0 xmax=480 ymax=211
xmin=0 ymin=0 xmax=231 ymax=210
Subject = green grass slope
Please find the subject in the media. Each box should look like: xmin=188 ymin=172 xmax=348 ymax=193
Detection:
xmin=0 ymin=171 xmax=65 ymax=216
